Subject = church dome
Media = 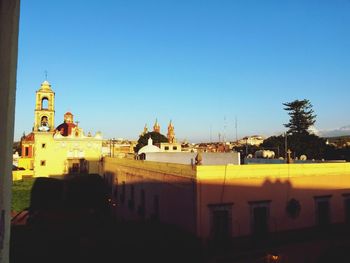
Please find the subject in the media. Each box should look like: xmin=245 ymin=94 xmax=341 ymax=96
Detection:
xmin=138 ymin=137 xmax=161 ymax=155
xmin=64 ymin=112 xmax=74 ymax=123
xmin=56 ymin=122 xmax=76 ymax=136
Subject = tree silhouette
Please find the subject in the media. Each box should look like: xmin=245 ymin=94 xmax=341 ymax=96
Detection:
xmin=134 ymin=132 xmax=169 ymax=153
xmin=283 ymin=99 xmax=316 ymax=135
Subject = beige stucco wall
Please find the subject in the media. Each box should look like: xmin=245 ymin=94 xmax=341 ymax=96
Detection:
xmin=196 ymin=163 xmax=350 ymax=239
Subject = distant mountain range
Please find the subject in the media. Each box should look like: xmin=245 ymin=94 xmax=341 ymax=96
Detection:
xmin=319 ymin=125 xmax=350 ymax=138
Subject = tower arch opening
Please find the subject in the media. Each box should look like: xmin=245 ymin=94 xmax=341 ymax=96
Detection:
xmin=41 ymin=97 xmax=49 ymax=110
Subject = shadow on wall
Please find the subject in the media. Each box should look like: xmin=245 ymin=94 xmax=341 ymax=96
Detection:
xmin=10 ymin=173 xmax=350 ymax=263
xmin=103 ymin=170 xmax=350 ymax=263
xmin=10 ymin=174 xmax=202 ymax=263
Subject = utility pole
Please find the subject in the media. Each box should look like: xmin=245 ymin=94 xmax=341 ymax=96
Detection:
xmin=223 ymin=116 xmax=227 ymax=142
xmin=235 ymin=116 xmax=238 ymax=142
xmin=210 ymin=125 xmax=212 ymax=143
xmin=284 ymin=132 xmax=288 ymax=161
xmin=112 ymin=138 xmax=115 ymax=158
xmin=109 ymin=139 xmax=111 ymax=157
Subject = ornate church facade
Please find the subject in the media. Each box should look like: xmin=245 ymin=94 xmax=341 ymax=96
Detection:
xmin=19 ymin=81 xmax=103 ymax=178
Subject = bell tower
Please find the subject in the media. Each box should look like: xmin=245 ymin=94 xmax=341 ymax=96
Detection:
xmin=34 ymin=80 xmax=55 ymax=132
xmin=153 ymin=119 xmax=160 ymax=133
xmin=167 ymin=120 xmax=176 ymax=143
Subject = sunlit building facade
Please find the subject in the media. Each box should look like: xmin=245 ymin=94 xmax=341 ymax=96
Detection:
xmin=18 ymin=81 xmax=103 ymax=178
xmin=103 ymin=158 xmax=350 ymax=242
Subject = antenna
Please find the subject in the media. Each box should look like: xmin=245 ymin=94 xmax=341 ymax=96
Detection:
xmin=223 ymin=116 xmax=227 ymax=142
xmin=235 ymin=116 xmax=238 ymax=142
xmin=210 ymin=125 xmax=212 ymax=142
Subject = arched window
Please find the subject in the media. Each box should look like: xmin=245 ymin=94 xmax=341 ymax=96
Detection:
xmin=41 ymin=97 xmax=49 ymax=109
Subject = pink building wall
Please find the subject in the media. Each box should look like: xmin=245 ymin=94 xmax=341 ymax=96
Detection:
xmin=103 ymin=157 xmax=198 ymax=235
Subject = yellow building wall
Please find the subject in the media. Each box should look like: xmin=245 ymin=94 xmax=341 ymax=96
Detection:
xmin=196 ymin=163 xmax=350 ymax=239
xmin=12 ymin=170 xmax=34 ymax=181
xmin=33 ymin=132 xmax=103 ymax=177
xmin=18 ymin=157 xmax=33 ymax=170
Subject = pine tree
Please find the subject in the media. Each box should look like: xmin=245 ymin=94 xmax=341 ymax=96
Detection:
xmin=283 ymin=99 xmax=316 ymax=135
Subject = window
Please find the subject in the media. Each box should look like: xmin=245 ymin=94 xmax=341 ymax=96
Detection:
xmin=164 ymin=146 xmax=169 ymax=151
xmin=208 ymin=203 xmax=233 ymax=239
xmin=25 ymin=147 xmax=29 ymax=156
xmin=343 ymin=194 xmax=350 ymax=223
xmin=41 ymin=143 xmax=46 ymax=148
xmin=314 ymin=195 xmax=331 ymax=226
xmin=173 ymin=146 xmax=177 ymax=150
xmin=40 ymin=160 xmax=46 ymax=166
xmin=120 ymin=181 xmax=126 ymax=204
xmin=249 ymin=200 xmax=271 ymax=237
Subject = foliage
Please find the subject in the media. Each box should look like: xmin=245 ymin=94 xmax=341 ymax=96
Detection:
xmin=262 ymin=134 xmax=327 ymax=160
xmin=12 ymin=178 xmax=34 ymax=212
xmin=134 ymin=131 xmax=169 ymax=153
xmin=260 ymin=135 xmax=285 ymax=158
xmin=283 ymin=99 xmax=316 ymax=135
xmin=324 ymin=145 xmax=350 ymax=162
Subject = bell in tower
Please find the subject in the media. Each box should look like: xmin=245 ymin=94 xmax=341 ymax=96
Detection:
xmin=34 ymin=80 xmax=55 ymax=132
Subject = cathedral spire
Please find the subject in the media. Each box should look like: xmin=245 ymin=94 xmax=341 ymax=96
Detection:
xmin=140 ymin=123 xmax=148 ymax=137
xmin=167 ymin=120 xmax=175 ymax=143
xmin=153 ymin=118 xmax=160 ymax=133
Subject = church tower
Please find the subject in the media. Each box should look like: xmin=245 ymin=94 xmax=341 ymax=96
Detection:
xmin=153 ymin=119 xmax=160 ymax=133
xmin=140 ymin=123 xmax=148 ymax=137
xmin=34 ymin=80 xmax=55 ymax=132
xmin=167 ymin=120 xmax=176 ymax=143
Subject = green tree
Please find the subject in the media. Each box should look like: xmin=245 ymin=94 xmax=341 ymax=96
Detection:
xmin=134 ymin=131 xmax=169 ymax=153
xmin=262 ymin=134 xmax=327 ymax=160
xmin=283 ymin=99 xmax=316 ymax=135
xmin=260 ymin=100 xmax=328 ymax=160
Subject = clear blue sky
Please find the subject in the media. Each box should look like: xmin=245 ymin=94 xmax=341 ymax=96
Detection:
xmin=15 ymin=0 xmax=350 ymax=142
